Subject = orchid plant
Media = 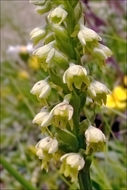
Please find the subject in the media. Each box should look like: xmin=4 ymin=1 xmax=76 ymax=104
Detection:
xmin=30 ymin=0 xmax=112 ymax=189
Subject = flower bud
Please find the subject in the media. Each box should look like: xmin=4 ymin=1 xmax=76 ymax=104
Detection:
xmin=30 ymin=27 xmax=46 ymax=45
xmin=60 ymin=153 xmax=85 ymax=182
xmin=30 ymin=79 xmax=51 ymax=99
xmin=85 ymin=126 xmax=106 ymax=154
xmin=32 ymin=107 xmax=49 ymax=125
xmin=36 ymin=137 xmax=58 ymax=170
xmin=41 ymin=101 xmax=73 ymax=129
xmin=78 ymin=25 xmax=102 ymax=46
xmin=30 ymin=0 xmax=45 ymax=6
xmin=36 ymin=1 xmax=51 ymax=15
xmin=88 ymin=80 xmax=110 ymax=105
xmin=48 ymin=5 xmax=68 ymax=25
xmin=93 ymin=43 xmax=112 ymax=60
xmin=63 ymin=63 xmax=89 ymax=90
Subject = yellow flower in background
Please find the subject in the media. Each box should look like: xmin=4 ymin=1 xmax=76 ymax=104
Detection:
xmin=28 ymin=56 xmax=40 ymax=71
xmin=124 ymin=75 xmax=127 ymax=86
xmin=18 ymin=70 xmax=30 ymax=80
xmin=106 ymin=85 xmax=127 ymax=110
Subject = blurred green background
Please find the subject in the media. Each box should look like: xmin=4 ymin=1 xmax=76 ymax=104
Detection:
xmin=1 ymin=0 xmax=127 ymax=190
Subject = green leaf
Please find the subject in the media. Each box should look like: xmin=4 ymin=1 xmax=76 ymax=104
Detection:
xmin=55 ymin=128 xmax=79 ymax=152
xmin=0 ymin=156 xmax=37 ymax=190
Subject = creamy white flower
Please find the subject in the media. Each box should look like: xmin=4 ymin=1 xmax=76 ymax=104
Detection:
xmin=48 ymin=5 xmax=68 ymax=25
xmin=36 ymin=137 xmax=58 ymax=157
xmin=88 ymin=80 xmax=110 ymax=104
xmin=33 ymin=41 xmax=55 ymax=60
xmin=60 ymin=153 xmax=85 ymax=182
xmin=52 ymin=102 xmax=73 ymax=120
xmin=41 ymin=101 xmax=73 ymax=128
xmin=61 ymin=153 xmax=85 ymax=170
xmin=85 ymin=126 xmax=106 ymax=144
xmin=78 ymin=25 xmax=102 ymax=45
xmin=30 ymin=79 xmax=51 ymax=99
xmin=93 ymin=43 xmax=112 ymax=60
xmin=30 ymin=27 xmax=46 ymax=44
xmin=85 ymin=126 xmax=106 ymax=154
xmin=35 ymin=137 xmax=58 ymax=171
xmin=63 ymin=63 xmax=89 ymax=90
xmin=32 ymin=107 xmax=49 ymax=125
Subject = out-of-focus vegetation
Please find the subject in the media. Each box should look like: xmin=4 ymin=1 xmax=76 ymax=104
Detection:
xmin=0 ymin=0 xmax=127 ymax=190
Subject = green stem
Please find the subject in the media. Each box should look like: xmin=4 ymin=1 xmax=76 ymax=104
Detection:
xmin=78 ymin=157 xmax=93 ymax=190
xmin=0 ymin=156 xmax=37 ymax=190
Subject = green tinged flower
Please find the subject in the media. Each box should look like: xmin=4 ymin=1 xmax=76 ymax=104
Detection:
xmin=33 ymin=41 xmax=55 ymax=60
xmin=30 ymin=27 xmax=46 ymax=45
xmin=78 ymin=25 xmax=102 ymax=46
xmin=48 ymin=5 xmax=68 ymax=25
xmin=85 ymin=126 xmax=106 ymax=154
xmin=30 ymin=79 xmax=51 ymax=99
xmin=60 ymin=153 xmax=85 ymax=182
xmin=41 ymin=101 xmax=74 ymax=129
xmin=93 ymin=43 xmax=112 ymax=60
xmin=63 ymin=63 xmax=89 ymax=90
xmin=36 ymin=136 xmax=58 ymax=171
xmin=88 ymin=80 xmax=110 ymax=105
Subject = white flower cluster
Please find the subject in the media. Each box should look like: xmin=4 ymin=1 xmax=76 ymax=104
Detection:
xmin=29 ymin=0 xmax=109 ymax=183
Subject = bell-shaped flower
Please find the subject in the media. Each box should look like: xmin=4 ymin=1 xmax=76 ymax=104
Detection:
xmin=30 ymin=79 xmax=51 ymax=99
xmin=60 ymin=153 xmax=85 ymax=182
xmin=93 ymin=43 xmax=112 ymax=60
xmin=88 ymin=80 xmax=110 ymax=105
xmin=85 ymin=126 xmax=106 ymax=154
xmin=30 ymin=27 xmax=46 ymax=45
xmin=36 ymin=137 xmax=58 ymax=170
xmin=48 ymin=5 xmax=68 ymax=25
xmin=41 ymin=101 xmax=73 ymax=129
xmin=78 ymin=25 xmax=102 ymax=46
xmin=63 ymin=63 xmax=89 ymax=90
xmin=32 ymin=107 xmax=49 ymax=125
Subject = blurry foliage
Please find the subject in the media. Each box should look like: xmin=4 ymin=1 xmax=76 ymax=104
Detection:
xmin=0 ymin=0 xmax=127 ymax=189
